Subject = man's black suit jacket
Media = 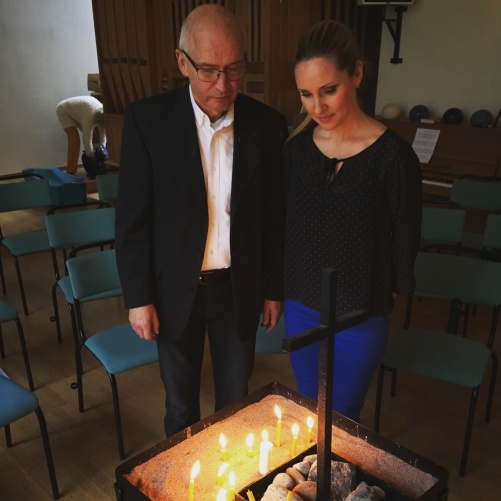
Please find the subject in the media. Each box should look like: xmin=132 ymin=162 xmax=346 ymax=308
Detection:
xmin=115 ymin=85 xmax=288 ymax=341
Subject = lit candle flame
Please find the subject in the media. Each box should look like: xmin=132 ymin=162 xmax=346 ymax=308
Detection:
xmin=291 ymin=423 xmax=299 ymax=457
xmin=307 ymin=416 xmax=314 ymax=443
xmin=216 ymin=463 xmax=229 ymax=486
xmin=220 ymin=433 xmax=228 ymax=461
xmin=190 ymin=460 xmax=201 ymax=480
xmin=262 ymin=429 xmax=268 ymax=442
xmin=274 ymin=405 xmax=281 ymax=419
xmin=246 ymin=433 xmax=255 ymax=457
xmin=189 ymin=460 xmax=200 ymax=501
xmin=274 ymin=405 xmax=282 ymax=447
xmin=219 ymin=433 xmax=227 ymax=449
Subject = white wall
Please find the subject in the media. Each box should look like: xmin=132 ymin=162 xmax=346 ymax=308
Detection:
xmin=0 ymin=0 xmax=98 ymax=175
xmin=375 ymin=0 xmax=501 ymax=123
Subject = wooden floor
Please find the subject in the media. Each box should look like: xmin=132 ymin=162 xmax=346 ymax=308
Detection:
xmin=0 ymin=207 xmax=500 ymax=500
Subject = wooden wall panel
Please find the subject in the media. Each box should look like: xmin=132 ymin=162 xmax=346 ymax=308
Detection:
xmin=92 ymin=0 xmax=381 ymax=164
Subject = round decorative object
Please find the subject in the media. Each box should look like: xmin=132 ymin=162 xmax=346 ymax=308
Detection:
xmin=409 ymin=104 xmax=430 ymax=122
xmin=442 ymin=107 xmax=464 ymax=124
xmin=470 ymin=109 xmax=493 ymax=128
xmin=381 ymin=103 xmax=402 ymax=120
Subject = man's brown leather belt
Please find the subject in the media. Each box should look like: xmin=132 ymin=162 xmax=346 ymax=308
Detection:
xmin=198 ymin=268 xmax=231 ymax=285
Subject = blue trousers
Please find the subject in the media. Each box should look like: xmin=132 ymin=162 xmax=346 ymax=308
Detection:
xmin=284 ymin=299 xmax=388 ymax=422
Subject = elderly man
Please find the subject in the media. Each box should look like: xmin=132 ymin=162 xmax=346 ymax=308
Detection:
xmin=115 ymin=4 xmax=288 ymax=436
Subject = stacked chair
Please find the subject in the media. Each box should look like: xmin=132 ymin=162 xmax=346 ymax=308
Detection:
xmin=0 ymin=300 xmax=34 ymax=390
xmin=0 ymin=375 xmax=59 ymax=499
xmin=374 ymin=202 xmax=500 ymax=475
xmin=449 ymin=176 xmax=501 ymax=253
xmin=0 ymin=174 xmax=53 ymax=314
xmin=66 ymin=247 xmax=158 ymax=459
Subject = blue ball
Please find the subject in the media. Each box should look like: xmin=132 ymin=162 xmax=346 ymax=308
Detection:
xmin=470 ymin=109 xmax=493 ymax=128
xmin=442 ymin=108 xmax=463 ymax=124
xmin=409 ymin=105 xmax=430 ymax=122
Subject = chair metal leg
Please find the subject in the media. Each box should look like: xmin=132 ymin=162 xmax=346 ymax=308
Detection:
xmin=0 ymin=325 xmax=5 ymax=359
xmin=373 ymin=364 xmax=386 ymax=433
xmin=50 ymin=282 xmax=62 ymax=343
xmin=403 ymin=294 xmax=413 ymax=329
xmin=487 ymin=305 xmax=499 ymax=349
xmin=72 ymin=342 xmax=85 ymax=413
xmin=459 ymin=387 xmax=480 ymax=477
xmin=0 ymin=254 xmax=6 ymax=294
xmin=15 ymin=317 xmax=35 ymax=391
xmin=109 ymin=373 xmax=126 ymax=460
xmin=4 ymin=424 xmax=12 ymax=447
xmin=461 ymin=303 xmax=470 ymax=337
xmin=13 ymin=256 xmax=29 ymax=315
xmin=485 ymin=352 xmax=498 ymax=423
xmin=390 ymin=368 xmax=397 ymax=397
xmin=35 ymin=407 xmax=60 ymax=499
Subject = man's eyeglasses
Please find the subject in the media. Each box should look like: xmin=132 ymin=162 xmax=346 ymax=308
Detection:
xmin=181 ymin=50 xmax=247 ymax=82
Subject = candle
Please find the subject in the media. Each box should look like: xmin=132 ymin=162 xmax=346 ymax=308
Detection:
xmin=188 ymin=460 xmax=200 ymax=501
xmin=291 ymin=423 xmax=299 ymax=457
xmin=286 ymin=492 xmax=293 ymax=501
xmin=307 ymin=416 xmax=314 ymax=443
xmin=216 ymin=462 xmax=229 ymax=486
xmin=258 ymin=430 xmax=272 ymax=474
xmin=246 ymin=490 xmax=257 ymax=501
xmin=228 ymin=471 xmax=236 ymax=500
xmin=246 ymin=433 xmax=255 ymax=458
xmin=274 ymin=405 xmax=282 ymax=447
xmin=220 ymin=433 xmax=228 ymax=461
xmin=216 ymin=488 xmax=227 ymax=501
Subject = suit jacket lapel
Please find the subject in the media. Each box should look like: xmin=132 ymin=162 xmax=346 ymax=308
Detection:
xmin=166 ymin=86 xmax=207 ymax=199
xmin=231 ymin=98 xmax=261 ymax=223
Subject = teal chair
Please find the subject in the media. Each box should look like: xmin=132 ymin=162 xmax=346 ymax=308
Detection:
xmin=0 ymin=375 xmax=59 ymax=499
xmin=482 ymin=213 xmax=501 ymax=261
xmin=374 ymin=251 xmax=500 ymax=476
xmin=404 ymin=252 xmax=501 ymax=348
xmin=255 ymin=314 xmax=286 ymax=353
xmin=374 ymin=329 xmax=497 ymax=477
xmin=0 ymin=175 xmax=53 ymax=314
xmin=450 ymin=177 xmax=501 ymax=252
xmin=44 ymin=207 xmax=116 ymax=343
xmin=420 ymin=206 xmax=465 ymax=252
xmin=96 ymin=172 xmax=119 ymax=207
xmin=66 ymin=248 xmax=158 ymax=459
xmin=0 ymin=300 xmax=34 ymax=390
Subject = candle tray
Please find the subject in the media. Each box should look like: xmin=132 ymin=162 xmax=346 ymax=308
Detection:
xmin=114 ymin=382 xmax=448 ymax=501
xmin=235 ymin=444 xmax=446 ymax=501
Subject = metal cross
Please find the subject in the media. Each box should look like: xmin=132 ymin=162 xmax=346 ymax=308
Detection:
xmin=282 ymin=269 xmax=369 ymax=501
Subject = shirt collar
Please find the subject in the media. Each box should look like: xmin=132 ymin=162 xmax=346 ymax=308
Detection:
xmin=189 ymin=85 xmax=234 ymax=131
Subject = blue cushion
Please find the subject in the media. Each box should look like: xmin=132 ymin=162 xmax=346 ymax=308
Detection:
xmin=0 ymin=300 xmax=18 ymax=323
xmin=85 ymin=324 xmax=158 ymax=375
xmin=0 ymin=375 xmax=38 ymax=426
xmin=2 ymin=230 xmax=50 ymax=256
xmin=58 ymin=276 xmax=122 ymax=305
xmin=383 ymin=329 xmax=492 ymax=388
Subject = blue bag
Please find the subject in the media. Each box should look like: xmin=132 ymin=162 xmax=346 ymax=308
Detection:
xmin=23 ymin=167 xmax=87 ymax=206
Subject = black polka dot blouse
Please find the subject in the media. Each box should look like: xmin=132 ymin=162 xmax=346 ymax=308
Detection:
xmin=283 ymin=127 xmax=422 ymax=316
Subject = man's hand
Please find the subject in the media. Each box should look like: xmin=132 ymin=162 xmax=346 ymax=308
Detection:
xmin=261 ymin=299 xmax=283 ymax=332
xmin=129 ymin=304 xmax=160 ymax=341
